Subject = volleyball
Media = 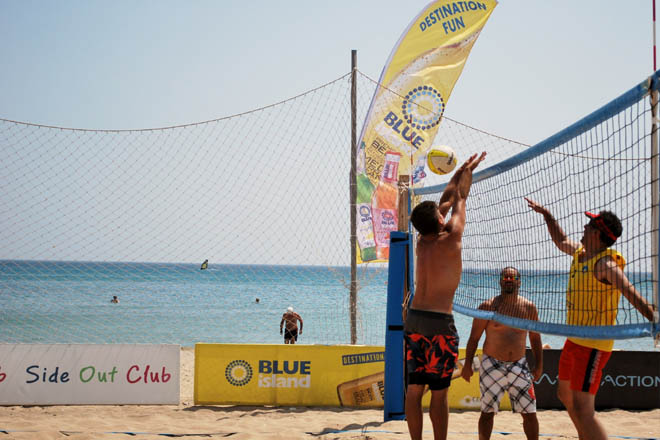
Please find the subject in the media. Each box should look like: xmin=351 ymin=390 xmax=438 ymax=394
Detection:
xmin=426 ymin=145 xmax=458 ymax=175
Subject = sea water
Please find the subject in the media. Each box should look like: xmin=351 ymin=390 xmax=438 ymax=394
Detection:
xmin=0 ymin=260 xmax=656 ymax=351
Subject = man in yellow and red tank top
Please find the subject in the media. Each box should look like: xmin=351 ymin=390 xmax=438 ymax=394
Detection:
xmin=525 ymin=198 xmax=656 ymax=440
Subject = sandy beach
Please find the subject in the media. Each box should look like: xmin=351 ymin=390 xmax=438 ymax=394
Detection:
xmin=0 ymin=347 xmax=657 ymax=440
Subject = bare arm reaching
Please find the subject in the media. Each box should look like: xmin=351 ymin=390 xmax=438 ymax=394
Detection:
xmin=437 ymin=157 xmax=469 ymax=218
xmin=445 ymin=152 xmax=487 ymax=236
xmin=525 ymin=198 xmax=578 ymax=255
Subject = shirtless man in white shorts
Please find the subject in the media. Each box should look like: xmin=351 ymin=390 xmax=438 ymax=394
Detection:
xmin=461 ymin=266 xmax=543 ymax=440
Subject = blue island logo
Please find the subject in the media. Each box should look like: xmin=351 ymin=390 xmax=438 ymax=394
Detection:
xmin=401 ymin=86 xmax=444 ymax=130
xmin=225 ymin=360 xmax=253 ymax=387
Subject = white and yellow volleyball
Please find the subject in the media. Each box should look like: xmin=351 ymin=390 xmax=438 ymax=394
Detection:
xmin=426 ymin=145 xmax=458 ymax=175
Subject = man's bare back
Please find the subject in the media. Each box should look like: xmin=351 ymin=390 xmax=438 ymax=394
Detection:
xmin=280 ymin=307 xmax=303 ymax=344
xmin=404 ymin=152 xmax=486 ymax=440
xmin=409 ymin=152 xmax=486 ymax=314
xmin=410 ymin=232 xmax=462 ymax=314
xmin=281 ymin=311 xmax=301 ymax=331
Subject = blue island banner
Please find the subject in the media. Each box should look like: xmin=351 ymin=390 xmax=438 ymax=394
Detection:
xmin=356 ymin=0 xmax=497 ymax=263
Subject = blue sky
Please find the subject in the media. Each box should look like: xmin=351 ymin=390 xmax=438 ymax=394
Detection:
xmin=2 ymin=2 xmax=656 ymax=350
xmin=0 ymin=0 xmax=655 ymax=145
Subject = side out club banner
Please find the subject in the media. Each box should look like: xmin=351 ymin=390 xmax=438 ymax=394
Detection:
xmin=356 ymin=0 xmax=497 ymax=263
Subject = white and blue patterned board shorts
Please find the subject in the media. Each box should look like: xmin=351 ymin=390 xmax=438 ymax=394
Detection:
xmin=479 ymin=354 xmax=537 ymax=414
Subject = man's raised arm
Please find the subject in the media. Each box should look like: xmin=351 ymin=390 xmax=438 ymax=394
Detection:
xmin=525 ymin=198 xmax=578 ymax=256
xmin=599 ymin=257 xmax=657 ymax=322
xmin=445 ymin=152 xmax=486 ymax=235
xmin=437 ymin=158 xmax=468 ymax=218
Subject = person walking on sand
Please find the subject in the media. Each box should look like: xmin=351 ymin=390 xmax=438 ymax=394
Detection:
xmin=280 ymin=306 xmax=303 ymax=344
xmin=461 ymin=266 xmax=543 ymax=440
xmin=525 ymin=198 xmax=656 ymax=440
xmin=404 ymin=152 xmax=486 ymax=440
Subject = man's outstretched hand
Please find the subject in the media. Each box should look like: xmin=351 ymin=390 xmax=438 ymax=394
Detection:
xmin=454 ymin=152 xmax=487 ymax=175
xmin=457 ymin=152 xmax=486 ymax=198
xmin=524 ymin=197 xmax=550 ymax=216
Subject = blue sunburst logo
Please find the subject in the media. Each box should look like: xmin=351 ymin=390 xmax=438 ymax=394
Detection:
xmin=401 ymin=85 xmax=444 ymax=130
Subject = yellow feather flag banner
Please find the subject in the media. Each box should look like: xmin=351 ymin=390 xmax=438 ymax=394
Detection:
xmin=356 ymin=0 xmax=497 ymax=263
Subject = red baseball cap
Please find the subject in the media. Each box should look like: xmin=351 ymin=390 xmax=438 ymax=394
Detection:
xmin=585 ymin=211 xmax=618 ymax=242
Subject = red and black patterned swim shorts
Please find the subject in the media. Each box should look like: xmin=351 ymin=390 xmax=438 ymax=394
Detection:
xmin=404 ymin=309 xmax=459 ymax=390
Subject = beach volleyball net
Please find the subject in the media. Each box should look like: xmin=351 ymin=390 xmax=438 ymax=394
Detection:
xmin=0 ymin=71 xmax=531 ymax=346
xmin=413 ymin=71 xmax=660 ymax=341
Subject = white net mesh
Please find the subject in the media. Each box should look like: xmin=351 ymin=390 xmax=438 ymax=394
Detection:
xmin=414 ymin=76 xmax=660 ymax=340
xmin=0 ymin=71 xmax=532 ymax=346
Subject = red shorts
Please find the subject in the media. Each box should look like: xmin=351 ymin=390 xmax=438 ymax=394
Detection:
xmin=404 ymin=332 xmax=458 ymax=390
xmin=558 ymin=339 xmax=611 ymax=395
xmin=403 ymin=309 xmax=459 ymax=391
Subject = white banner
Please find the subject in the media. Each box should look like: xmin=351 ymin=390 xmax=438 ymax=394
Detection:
xmin=0 ymin=344 xmax=179 ymax=405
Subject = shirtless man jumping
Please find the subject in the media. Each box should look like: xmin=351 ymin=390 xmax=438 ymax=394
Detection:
xmin=404 ymin=152 xmax=486 ymax=440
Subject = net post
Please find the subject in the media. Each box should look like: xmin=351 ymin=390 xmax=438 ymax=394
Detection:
xmin=397 ymin=175 xmax=410 ymax=231
xmin=651 ymin=79 xmax=660 ymax=345
xmin=350 ymin=49 xmax=358 ymax=345
xmin=398 ymin=175 xmax=411 ymax=322
xmin=654 ymin=0 xmax=657 ymax=72
xmin=384 ymin=231 xmax=409 ymax=422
